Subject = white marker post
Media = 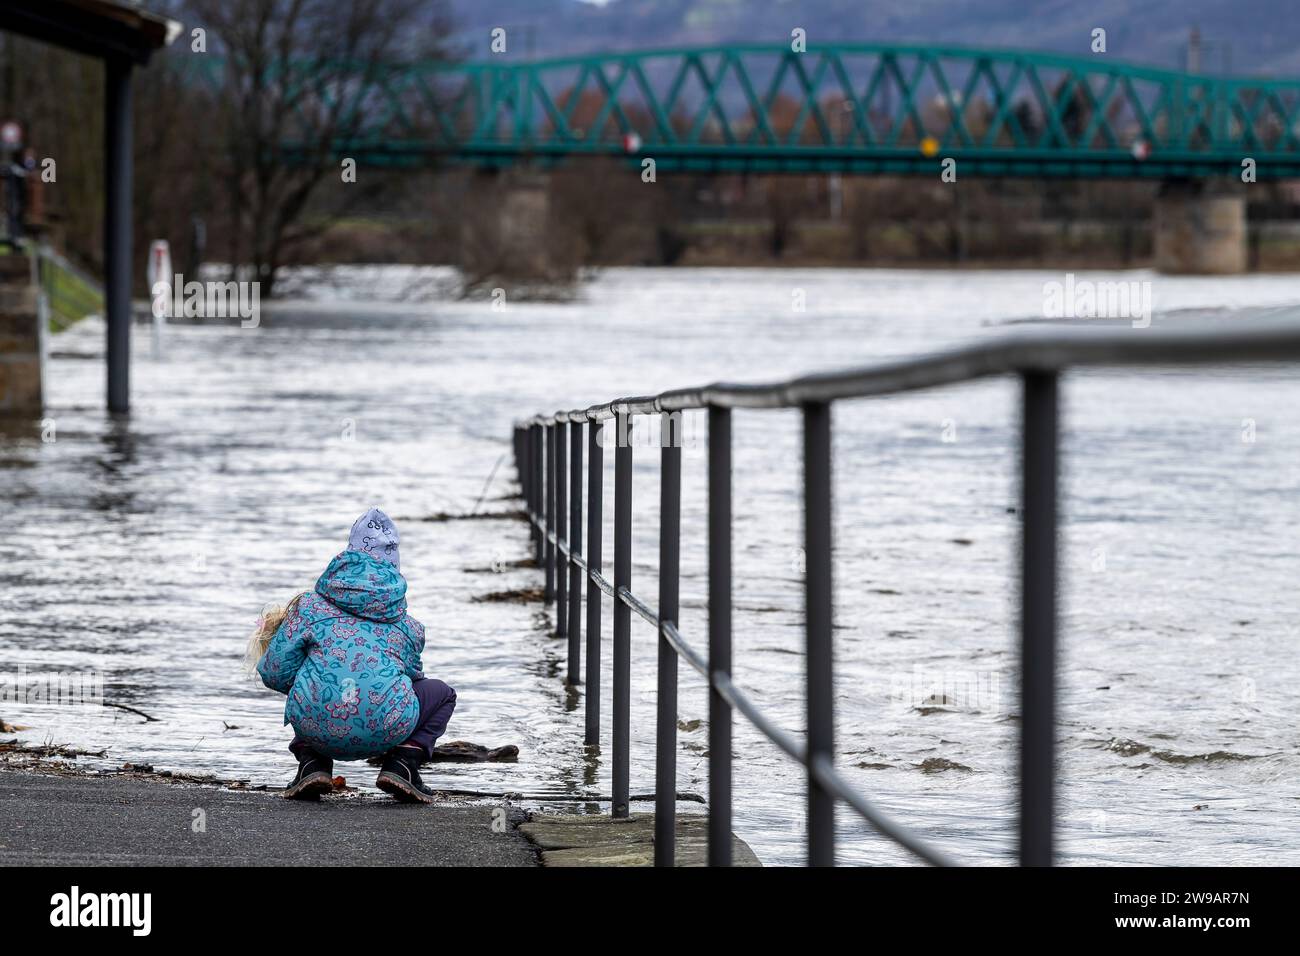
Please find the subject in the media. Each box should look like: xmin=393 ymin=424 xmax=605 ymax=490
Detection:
xmin=146 ymin=239 xmax=171 ymax=359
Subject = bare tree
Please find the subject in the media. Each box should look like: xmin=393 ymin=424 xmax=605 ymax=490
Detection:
xmin=190 ymin=0 xmax=449 ymax=296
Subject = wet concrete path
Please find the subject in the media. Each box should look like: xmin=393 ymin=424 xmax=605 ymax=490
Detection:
xmin=0 ymin=770 xmax=538 ymax=866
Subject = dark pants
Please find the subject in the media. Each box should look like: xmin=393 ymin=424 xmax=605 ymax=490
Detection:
xmin=291 ymin=678 xmax=457 ymax=762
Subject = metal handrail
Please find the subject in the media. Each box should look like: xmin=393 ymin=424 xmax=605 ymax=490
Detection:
xmin=523 ymin=322 xmax=1300 ymax=425
xmin=511 ymin=320 xmax=1300 ymax=867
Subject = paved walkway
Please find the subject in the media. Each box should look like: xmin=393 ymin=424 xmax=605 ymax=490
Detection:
xmin=0 ymin=770 xmax=538 ymax=866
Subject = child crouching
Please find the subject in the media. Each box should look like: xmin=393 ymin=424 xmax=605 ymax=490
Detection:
xmin=248 ymin=508 xmax=456 ymax=802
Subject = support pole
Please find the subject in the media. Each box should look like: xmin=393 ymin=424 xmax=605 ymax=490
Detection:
xmin=584 ymin=422 xmax=603 ymax=746
xmin=1019 ymin=371 xmax=1059 ymax=866
xmin=556 ymin=422 xmax=568 ymax=638
xmin=532 ymin=425 xmax=543 ymax=565
xmin=545 ymin=424 xmax=556 ymax=603
xmin=707 ymin=406 xmax=732 ymax=866
xmin=655 ymin=411 xmax=682 ymax=866
xmin=612 ymin=412 xmax=632 ymax=818
xmin=804 ymin=401 xmax=835 ymax=866
xmin=105 ymin=55 xmax=133 ymax=414
xmin=513 ymin=427 xmax=524 ymax=500
xmin=568 ymin=422 xmax=583 ymax=685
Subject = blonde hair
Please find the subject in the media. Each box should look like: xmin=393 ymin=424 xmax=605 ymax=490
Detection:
xmin=245 ymin=593 xmax=307 ymax=676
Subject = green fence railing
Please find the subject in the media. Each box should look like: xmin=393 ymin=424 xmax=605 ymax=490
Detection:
xmin=33 ymin=244 xmax=104 ymax=332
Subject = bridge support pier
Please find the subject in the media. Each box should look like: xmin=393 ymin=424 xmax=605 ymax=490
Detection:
xmin=459 ymin=169 xmax=557 ymax=286
xmin=1154 ymin=180 xmax=1247 ymax=275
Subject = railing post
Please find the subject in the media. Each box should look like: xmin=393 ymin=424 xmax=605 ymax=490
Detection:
xmin=568 ymin=421 xmax=584 ymax=685
xmin=1019 ymin=370 xmax=1059 ymax=867
xmin=556 ymin=422 xmax=568 ymax=639
xmin=612 ymin=410 xmax=633 ymax=818
xmin=585 ymin=421 xmax=604 ymax=746
xmin=803 ymin=401 xmax=835 ymax=866
xmin=655 ymin=411 xmax=682 ymax=867
xmin=512 ymin=426 xmax=523 ymax=497
xmin=545 ymin=423 xmax=556 ymax=603
xmin=532 ymin=424 xmax=543 ymax=565
xmin=707 ymin=405 xmax=732 ymax=866
xmin=517 ymin=427 xmax=529 ymax=543
xmin=523 ymin=425 xmax=533 ymax=541
xmin=513 ymin=426 xmax=524 ymax=509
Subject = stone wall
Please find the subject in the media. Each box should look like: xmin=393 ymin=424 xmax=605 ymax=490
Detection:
xmin=0 ymin=254 xmax=42 ymax=414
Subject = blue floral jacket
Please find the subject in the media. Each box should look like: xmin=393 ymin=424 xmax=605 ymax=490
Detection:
xmin=258 ymin=550 xmax=424 ymax=759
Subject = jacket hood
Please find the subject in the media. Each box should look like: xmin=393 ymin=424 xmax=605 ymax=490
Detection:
xmin=315 ymin=549 xmax=407 ymax=623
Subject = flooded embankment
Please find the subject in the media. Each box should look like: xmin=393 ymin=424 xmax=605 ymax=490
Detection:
xmin=3 ymin=266 xmax=1299 ymax=865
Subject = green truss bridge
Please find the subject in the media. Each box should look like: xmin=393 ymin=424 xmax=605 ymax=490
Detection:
xmin=200 ymin=42 xmax=1300 ymax=179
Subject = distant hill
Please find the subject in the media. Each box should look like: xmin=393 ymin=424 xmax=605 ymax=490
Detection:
xmin=444 ymin=0 xmax=1300 ymax=76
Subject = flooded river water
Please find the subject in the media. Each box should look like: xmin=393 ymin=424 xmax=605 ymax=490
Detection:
xmin=2 ymin=265 xmax=1298 ymax=865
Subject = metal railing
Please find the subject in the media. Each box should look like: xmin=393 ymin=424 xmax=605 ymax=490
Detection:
xmin=511 ymin=321 xmax=1300 ymax=867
